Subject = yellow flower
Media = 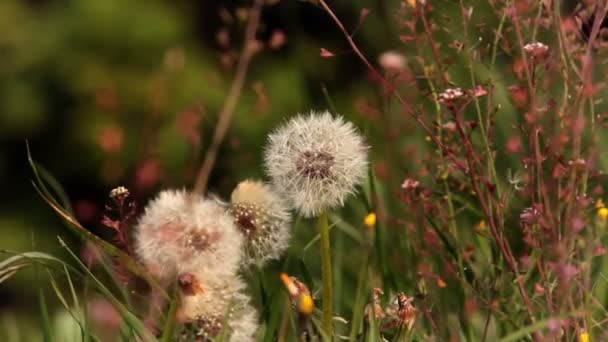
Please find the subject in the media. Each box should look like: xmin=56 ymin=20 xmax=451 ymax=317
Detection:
xmin=598 ymin=207 xmax=608 ymax=220
xmin=297 ymin=294 xmax=315 ymax=315
xmin=475 ymin=220 xmax=487 ymax=233
xmin=364 ymin=212 xmax=377 ymax=228
xmin=280 ymin=273 xmax=314 ymax=316
xmin=580 ymin=332 xmax=590 ymax=342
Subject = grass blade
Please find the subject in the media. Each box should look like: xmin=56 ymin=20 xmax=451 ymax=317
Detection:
xmin=32 ymin=183 xmax=167 ymax=300
xmin=160 ymin=285 xmax=179 ymax=342
xmin=57 ymin=237 xmax=156 ymax=341
xmin=36 ymin=264 xmax=54 ymax=342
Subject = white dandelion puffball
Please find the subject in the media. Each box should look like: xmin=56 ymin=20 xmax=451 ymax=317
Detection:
xmin=178 ymin=273 xmax=258 ymax=342
xmin=134 ymin=189 xmax=243 ymax=281
xmin=264 ymin=111 xmax=368 ymax=217
xmin=230 ymin=180 xmax=291 ymax=267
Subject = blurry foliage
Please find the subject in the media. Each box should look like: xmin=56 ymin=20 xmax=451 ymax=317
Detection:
xmin=0 ymin=0 xmax=382 ymax=328
xmin=2 ymin=0 xmax=608 ymax=340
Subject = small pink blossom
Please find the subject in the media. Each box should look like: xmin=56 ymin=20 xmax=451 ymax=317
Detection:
xmin=320 ymin=48 xmax=335 ymax=57
xmin=438 ymin=88 xmax=464 ymax=105
xmin=523 ymin=42 xmax=549 ymax=59
xmin=401 ymin=178 xmax=420 ymax=190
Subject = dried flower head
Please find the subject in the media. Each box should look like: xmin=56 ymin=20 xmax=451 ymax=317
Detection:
xmin=364 ymin=288 xmax=385 ymax=321
xmin=134 ymin=189 xmax=243 ymax=281
xmin=523 ymin=42 xmax=549 ymax=60
xmin=385 ymin=292 xmax=417 ymax=331
xmin=438 ymin=88 xmax=464 ymax=105
xmin=264 ymin=111 xmax=368 ymax=217
xmin=230 ymin=180 xmax=291 ymax=267
xmin=178 ymin=273 xmax=258 ymax=342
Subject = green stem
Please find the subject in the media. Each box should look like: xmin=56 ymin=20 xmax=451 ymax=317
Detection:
xmin=348 ymin=240 xmax=370 ymax=340
xmin=160 ymin=284 xmax=179 ymax=342
xmin=319 ymin=211 xmax=334 ymax=338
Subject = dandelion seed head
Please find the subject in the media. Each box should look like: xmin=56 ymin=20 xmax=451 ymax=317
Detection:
xmin=263 ymin=111 xmax=368 ymax=217
xmin=179 ymin=273 xmax=258 ymax=342
xmin=230 ymin=180 xmax=291 ymax=267
xmin=134 ymin=189 xmax=243 ymax=281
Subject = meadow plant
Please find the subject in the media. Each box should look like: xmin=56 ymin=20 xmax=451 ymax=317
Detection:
xmin=263 ymin=111 xmax=369 ymax=218
xmin=264 ymin=110 xmax=369 ymax=336
xmin=177 ymin=273 xmax=257 ymax=341
xmin=230 ymin=180 xmax=291 ymax=267
xmin=134 ymin=190 xmax=244 ymax=282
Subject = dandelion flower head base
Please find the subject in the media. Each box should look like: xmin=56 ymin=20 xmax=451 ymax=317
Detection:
xmin=230 ymin=180 xmax=291 ymax=267
xmin=264 ymin=111 xmax=368 ymax=217
xmin=296 ymin=150 xmax=335 ymax=180
xmin=133 ymin=189 xmax=243 ymax=281
xmin=232 ymin=202 xmax=278 ymax=238
xmin=184 ymin=230 xmax=220 ymax=253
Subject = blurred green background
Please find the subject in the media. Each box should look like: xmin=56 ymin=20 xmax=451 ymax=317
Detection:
xmin=0 ymin=0 xmax=400 ymax=337
xmin=3 ymin=0 xmax=608 ymax=340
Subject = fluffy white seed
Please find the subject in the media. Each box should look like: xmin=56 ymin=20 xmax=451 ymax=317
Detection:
xmin=230 ymin=180 xmax=291 ymax=267
xmin=263 ymin=111 xmax=369 ymax=217
xmin=134 ymin=189 xmax=243 ymax=282
xmin=178 ymin=273 xmax=258 ymax=342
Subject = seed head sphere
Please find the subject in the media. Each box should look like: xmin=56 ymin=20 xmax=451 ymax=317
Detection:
xmin=264 ymin=111 xmax=368 ymax=217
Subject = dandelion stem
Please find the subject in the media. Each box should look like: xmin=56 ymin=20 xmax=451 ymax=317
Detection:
xmin=319 ymin=211 xmax=334 ymax=338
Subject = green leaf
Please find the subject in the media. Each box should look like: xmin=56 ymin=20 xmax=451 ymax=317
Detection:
xmin=57 ymin=237 xmax=156 ymax=341
xmin=46 ymin=269 xmax=100 ymax=342
xmin=26 ymin=142 xmax=167 ymax=299
xmin=32 ymin=183 xmax=167 ymax=299
xmin=498 ymin=312 xmax=585 ymax=342
xmin=36 ymin=264 xmax=54 ymax=342
xmin=263 ymin=292 xmax=287 ymax=342
xmin=0 ymin=263 xmax=28 ymax=284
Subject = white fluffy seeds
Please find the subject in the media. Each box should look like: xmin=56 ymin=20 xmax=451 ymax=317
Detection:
xmin=134 ymin=189 xmax=243 ymax=282
xmin=263 ymin=111 xmax=369 ymax=217
xmin=178 ymin=273 xmax=258 ymax=342
xmin=230 ymin=180 xmax=291 ymax=267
